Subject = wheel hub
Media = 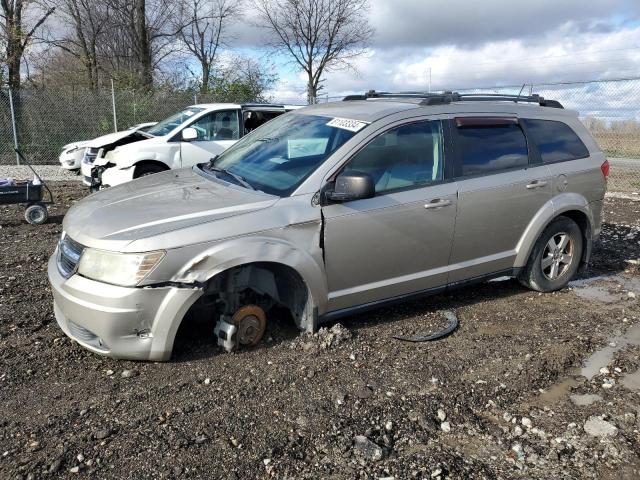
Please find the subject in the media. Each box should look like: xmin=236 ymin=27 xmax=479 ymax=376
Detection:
xmin=542 ymin=232 xmax=573 ymax=281
xmin=231 ymin=305 xmax=267 ymax=346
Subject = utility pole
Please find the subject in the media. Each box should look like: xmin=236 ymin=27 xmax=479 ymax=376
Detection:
xmin=111 ymin=79 xmax=118 ymax=132
xmin=8 ymin=88 xmax=19 ymax=165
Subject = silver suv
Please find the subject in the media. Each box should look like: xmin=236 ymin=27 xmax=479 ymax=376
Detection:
xmin=48 ymin=92 xmax=608 ymax=361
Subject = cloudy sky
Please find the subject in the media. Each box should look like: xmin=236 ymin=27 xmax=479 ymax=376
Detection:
xmin=227 ymin=0 xmax=640 ymax=115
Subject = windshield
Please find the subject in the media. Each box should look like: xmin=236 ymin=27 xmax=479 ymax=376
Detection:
xmin=146 ymin=107 xmax=206 ymax=137
xmin=197 ymin=113 xmax=360 ymax=196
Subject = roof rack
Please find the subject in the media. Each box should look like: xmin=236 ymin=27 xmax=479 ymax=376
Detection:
xmin=343 ymin=90 xmax=564 ymax=109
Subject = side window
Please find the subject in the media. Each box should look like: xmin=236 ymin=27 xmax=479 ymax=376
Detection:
xmin=456 ymin=120 xmax=529 ymax=176
xmin=344 ymin=120 xmax=444 ymax=194
xmin=243 ymin=110 xmax=284 ymax=134
xmin=523 ymin=119 xmax=589 ymax=163
xmin=189 ymin=110 xmax=239 ymax=141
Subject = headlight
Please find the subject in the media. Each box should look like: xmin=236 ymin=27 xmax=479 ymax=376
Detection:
xmin=77 ymin=249 xmax=165 ymax=287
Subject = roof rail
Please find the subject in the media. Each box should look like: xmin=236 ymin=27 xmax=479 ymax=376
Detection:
xmin=343 ymin=90 xmax=564 ymax=109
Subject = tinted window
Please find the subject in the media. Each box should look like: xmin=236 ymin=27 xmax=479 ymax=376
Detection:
xmin=523 ymin=119 xmax=589 ymax=163
xmin=345 ymin=121 xmax=444 ymax=194
xmin=457 ymin=123 xmax=528 ymax=176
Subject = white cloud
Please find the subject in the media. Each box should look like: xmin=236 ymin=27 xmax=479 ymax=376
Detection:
xmin=257 ymin=0 xmax=640 ymax=119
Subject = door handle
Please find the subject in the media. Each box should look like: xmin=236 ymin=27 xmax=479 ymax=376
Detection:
xmin=424 ymin=199 xmax=452 ymax=209
xmin=526 ymin=180 xmax=548 ymax=189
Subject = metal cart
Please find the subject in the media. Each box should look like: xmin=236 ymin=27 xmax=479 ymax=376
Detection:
xmin=0 ymin=150 xmax=54 ymax=225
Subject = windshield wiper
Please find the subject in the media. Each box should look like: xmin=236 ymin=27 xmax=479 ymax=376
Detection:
xmin=207 ymin=165 xmax=254 ymax=190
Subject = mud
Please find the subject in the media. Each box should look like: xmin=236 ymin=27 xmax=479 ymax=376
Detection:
xmin=1 ymin=185 xmax=640 ymax=479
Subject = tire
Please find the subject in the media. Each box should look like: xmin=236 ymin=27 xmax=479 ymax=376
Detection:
xmin=24 ymin=203 xmax=49 ymax=225
xmin=134 ymin=163 xmax=166 ymax=178
xmin=519 ymin=216 xmax=583 ymax=292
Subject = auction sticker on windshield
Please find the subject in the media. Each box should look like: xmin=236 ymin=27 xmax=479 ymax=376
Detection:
xmin=326 ymin=117 xmax=369 ymax=132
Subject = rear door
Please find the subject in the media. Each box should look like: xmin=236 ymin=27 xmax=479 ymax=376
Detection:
xmin=322 ymin=118 xmax=458 ymax=311
xmin=180 ymin=109 xmax=241 ymax=166
xmin=448 ymin=116 xmax=552 ymax=282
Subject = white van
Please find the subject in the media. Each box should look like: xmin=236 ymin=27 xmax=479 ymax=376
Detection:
xmin=84 ymin=103 xmax=301 ymax=189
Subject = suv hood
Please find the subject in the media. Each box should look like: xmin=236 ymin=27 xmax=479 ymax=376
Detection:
xmin=63 ymin=168 xmax=277 ymax=251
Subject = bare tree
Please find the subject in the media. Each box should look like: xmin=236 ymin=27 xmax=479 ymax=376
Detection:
xmin=253 ymin=0 xmax=372 ymax=103
xmin=0 ymin=0 xmax=55 ymax=89
xmin=47 ymin=0 xmax=109 ymax=91
xmin=177 ymin=0 xmax=241 ymax=93
xmin=103 ymin=0 xmax=182 ymax=90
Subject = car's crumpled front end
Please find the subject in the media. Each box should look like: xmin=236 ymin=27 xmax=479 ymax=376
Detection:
xmin=48 ymin=168 xmax=281 ymax=361
xmin=49 ymin=234 xmax=201 ymax=361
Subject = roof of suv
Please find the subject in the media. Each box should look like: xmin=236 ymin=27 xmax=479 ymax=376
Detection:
xmin=297 ymin=92 xmax=577 ymax=123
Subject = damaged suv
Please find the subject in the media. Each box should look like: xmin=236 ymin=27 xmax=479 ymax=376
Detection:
xmin=85 ymin=103 xmax=300 ymax=190
xmin=49 ymin=92 xmax=607 ymax=361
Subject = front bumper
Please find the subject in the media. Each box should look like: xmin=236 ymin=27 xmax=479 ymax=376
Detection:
xmin=100 ymin=164 xmax=135 ymax=188
xmin=59 ymin=154 xmax=81 ymax=170
xmin=48 ymin=253 xmax=202 ymax=361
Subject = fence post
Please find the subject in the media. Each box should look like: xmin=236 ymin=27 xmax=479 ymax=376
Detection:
xmin=194 ymin=93 xmax=198 ymax=105
xmin=8 ymin=88 xmax=19 ymax=165
xmin=111 ymin=79 xmax=118 ymax=132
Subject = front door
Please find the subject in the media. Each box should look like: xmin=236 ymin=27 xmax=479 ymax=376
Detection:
xmin=321 ymin=119 xmax=458 ymax=312
xmin=180 ymin=109 xmax=240 ymax=167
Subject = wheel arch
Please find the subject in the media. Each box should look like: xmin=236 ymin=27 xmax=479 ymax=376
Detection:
xmin=515 ymin=194 xmax=594 ymax=270
xmin=133 ymin=160 xmax=171 ymax=178
xmin=171 ymin=236 xmax=328 ymax=330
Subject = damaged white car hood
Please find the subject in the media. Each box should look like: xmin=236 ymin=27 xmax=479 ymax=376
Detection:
xmin=63 ymin=168 xmax=278 ymax=251
xmin=85 ymin=129 xmax=150 ymax=149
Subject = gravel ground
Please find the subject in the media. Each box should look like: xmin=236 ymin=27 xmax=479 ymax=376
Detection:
xmin=0 ymin=166 xmax=81 ymax=182
xmin=2 ymin=183 xmax=640 ymax=479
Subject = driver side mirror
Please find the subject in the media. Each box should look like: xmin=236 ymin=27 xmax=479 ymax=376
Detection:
xmin=182 ymin=127 xmax=198 ymax=141
xmin=327 ymin=171 xmax=375 ymax=202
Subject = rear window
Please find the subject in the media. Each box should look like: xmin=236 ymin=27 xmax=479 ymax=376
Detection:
xmin=523 ymin=119 xmax=589 ymax=163
xmin=457 ymin=123 xmax=529 ymax=176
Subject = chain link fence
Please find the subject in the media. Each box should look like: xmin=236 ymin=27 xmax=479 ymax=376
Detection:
xmin=0 ymin=88 xmax=271 ymax=167
xmin=1 ymin=78 xmax=640 ymax=192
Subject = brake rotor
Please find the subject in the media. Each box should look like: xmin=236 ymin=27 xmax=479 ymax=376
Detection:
xmin=231 ymin=305 xmax=267 ymax=346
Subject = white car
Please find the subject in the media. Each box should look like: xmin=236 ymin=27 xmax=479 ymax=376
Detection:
xmin=86 ymin=103 xmax=301 ymax=189
xmin=59 ymin=141 xmax=89 ymax=171
xmin=80 ymin=122 xmax=157 ymax=185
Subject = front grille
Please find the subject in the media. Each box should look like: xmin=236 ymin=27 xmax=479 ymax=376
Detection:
xmin=68 ymin=321 xmax=108 ymax=351
xmin=57 ymin=234 xmax=85 ymax=278
xmin=82 ymin=148 xmax=99 ymax=165
xmin=68 ymin=321 xmax=98 ymax=342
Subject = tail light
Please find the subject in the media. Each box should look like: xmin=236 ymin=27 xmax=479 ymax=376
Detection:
xmin=601 ymin=159 xmax=610 ymax=178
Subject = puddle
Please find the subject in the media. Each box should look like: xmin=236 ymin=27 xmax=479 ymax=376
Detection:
xmin=540 ymin=322 xmax=640 ymax=405
xmin=621 ymin=369 xmax=640 ymax=391
xmin=570 ymin=393 xmax=604 ymax=406
xmin=539 ymin=377 xmax=581 ymax=404
xmin=569 ymin=274 xmax=640 ymax=306
xmin=581 ymin=323 xmax=640 ymax=380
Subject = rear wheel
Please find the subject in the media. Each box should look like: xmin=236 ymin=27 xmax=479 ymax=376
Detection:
xmin=134 ymin=163 xmax=166 ymax=178
xmin=24 ymin=203 xmax=48 ymax=225
xmin=519 ymin=216 xmax=583 ymax=292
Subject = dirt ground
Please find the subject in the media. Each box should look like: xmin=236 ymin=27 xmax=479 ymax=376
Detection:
xmin=2 ymin=182 xmax=640 ymax=479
